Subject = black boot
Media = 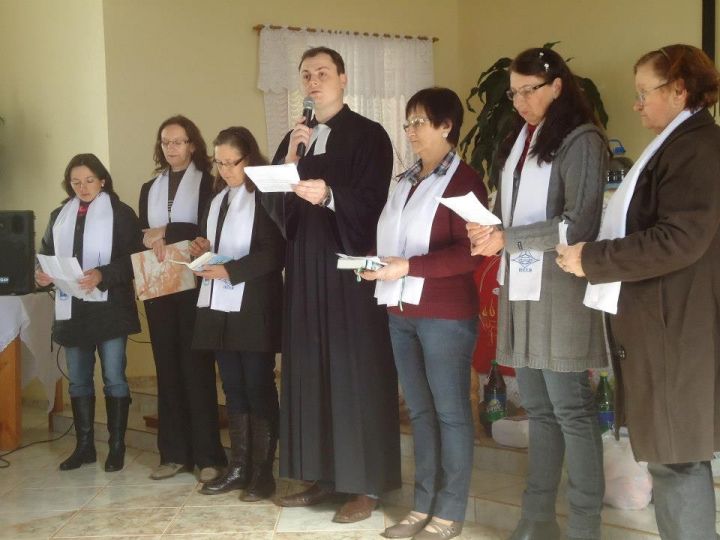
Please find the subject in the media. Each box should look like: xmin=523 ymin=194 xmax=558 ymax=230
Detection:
xmin=104 ymin=396 xmax=131 ymax=472
xmin=508 ymin=518 xmax=561 ymax=540
xmin=200 ymin=412 xmax=250 ymax=495
xmin=242 ymin=414 xmax=277 ymax=502
xmin=60 ymin=396 xmax=97 ymax=471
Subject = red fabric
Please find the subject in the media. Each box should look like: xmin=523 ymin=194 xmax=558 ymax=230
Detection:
xmin=516 ymin=123 xmax=537 ymax=173
xmin=472 ymin=254 xmax=515 ymax=376
xmin=77 ymin=201 xmax=90 ymax=217
xmin=388 ymin=161 xmax=488 ymax=320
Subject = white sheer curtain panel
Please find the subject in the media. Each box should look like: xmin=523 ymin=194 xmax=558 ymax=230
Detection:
xmin=257 ymin=27 xmax=434 ymax=174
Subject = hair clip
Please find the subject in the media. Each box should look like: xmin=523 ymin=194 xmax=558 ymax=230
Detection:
xmin=544 ymin=63 xmax=550 ymax=72
xmin=539 ymin=51 xmax=544 ymax=58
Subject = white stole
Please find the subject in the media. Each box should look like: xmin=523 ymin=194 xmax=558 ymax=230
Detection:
xmin=147 ymin=162 xmax=202 ymax=227
xmin=308 ymin=124 xmax=331 ymax=156
xmin=197 ymin=186 xmax=256 ymax=312
xmin=584 ymin=109 xmax=695 ymax=314
xmin=52 ymin=192 xmax=113 ymax=320
xmin=498 ymin=123 xmax=552 ymax=301
xmin=375 ymin=154 xmax=461 ymax=306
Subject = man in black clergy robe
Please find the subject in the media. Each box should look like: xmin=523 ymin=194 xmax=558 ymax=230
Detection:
xmin=262 ymin=46 xmax=401 ymax=523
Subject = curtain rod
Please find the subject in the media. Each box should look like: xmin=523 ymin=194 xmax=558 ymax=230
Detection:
xmin=253 ymin=24 xmax=439 ymax=43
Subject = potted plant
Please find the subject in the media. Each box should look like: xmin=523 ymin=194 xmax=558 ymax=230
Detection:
xmin=459 ymin=42 xmax=608 ymax=189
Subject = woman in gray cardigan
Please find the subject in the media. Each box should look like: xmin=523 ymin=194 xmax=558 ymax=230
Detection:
xmin=468 ymin=48 xmax=608 ymax=540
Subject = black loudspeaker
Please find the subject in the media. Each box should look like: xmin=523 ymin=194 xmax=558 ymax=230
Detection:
xmin=0 ymin=211 xmax=35 ymax=295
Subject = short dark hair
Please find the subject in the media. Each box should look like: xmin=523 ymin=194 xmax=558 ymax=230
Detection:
xmin=497 ymin=47 xmax=598 ymax=170
xmin=298 ymin=46 xmax=345 ymax=74
xmin=212 ymin=126 xmax=268 ymax=193
xmin=406 ymin=87 xmax=464 ymax=146
xmin=61 ymin=153 xmax=116 ymax=202
xmin=153 ymin=115 xmax=212 ymax=174
xmin=634 ymin=44 xmax=719 ymax=109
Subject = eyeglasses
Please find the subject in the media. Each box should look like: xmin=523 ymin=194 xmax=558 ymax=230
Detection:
xmin=506 ymin=82 xmax=548 ymax=101
xmin=403 ymin=117 xmax=429 ymax=131
xmin=160 ymin=139 xmax=190 ymax=148
xmin=634 ymin=81 xmax=670 ymax=105
xmin=213 ymin=157 xmax=245 ymax=169
xmin=70 ymin=176 xmax=99 ymax=187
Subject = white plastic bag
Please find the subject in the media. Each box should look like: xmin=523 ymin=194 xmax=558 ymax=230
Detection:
xmin=602 ymin=430 xmax=652 ymax=510
xmin=492 ymin=416 xmax=529 ymax=448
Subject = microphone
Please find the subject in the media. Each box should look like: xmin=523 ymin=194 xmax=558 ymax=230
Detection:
xmin=296 ymin=97 xmax=314 ymax=158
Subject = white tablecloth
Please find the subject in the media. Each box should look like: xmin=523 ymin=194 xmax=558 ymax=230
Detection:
xmin=0 ymin=293 xmax=63 ymax=411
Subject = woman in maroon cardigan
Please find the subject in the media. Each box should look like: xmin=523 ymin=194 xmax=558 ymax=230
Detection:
xmin=362 ymin=87 xmax=486 ymax=540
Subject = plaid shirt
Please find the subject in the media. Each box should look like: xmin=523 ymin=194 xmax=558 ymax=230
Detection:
xmin=397 ymin=150 xmax=456 ymax=186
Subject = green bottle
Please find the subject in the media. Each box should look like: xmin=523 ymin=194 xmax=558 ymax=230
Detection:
xmin=596 ymin=371 xmax=614 ymax=433
xmin=481 ymin=360 xmax=507 ymax=437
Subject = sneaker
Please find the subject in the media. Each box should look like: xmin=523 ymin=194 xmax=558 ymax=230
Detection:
xmin=149 ymin=462 xmax=186 ymax=480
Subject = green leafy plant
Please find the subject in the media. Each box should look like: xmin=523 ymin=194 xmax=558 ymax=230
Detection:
xmin=459 ymin=42 xmax=608 ymax=189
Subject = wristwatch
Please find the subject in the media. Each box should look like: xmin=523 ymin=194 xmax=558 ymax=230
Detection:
xmin=319 ymin=186 xmax=333 ymax=207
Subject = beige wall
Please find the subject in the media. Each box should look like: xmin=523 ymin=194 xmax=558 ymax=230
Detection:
xmin=102 ymin=0 xmax=462 ymax=206
xmin=458 ymin=0 xmax=704 ymax=158
xmin=0 ymin=0 xmax=110 ymax=403
xmin=0 ymin=0 xmax=109 ymax=217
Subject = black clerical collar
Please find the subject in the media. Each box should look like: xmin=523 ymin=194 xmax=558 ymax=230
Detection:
xmin=321 ymin=104 xmax=350 ymax=129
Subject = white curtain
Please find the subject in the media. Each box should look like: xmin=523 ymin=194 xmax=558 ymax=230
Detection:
xmin=257 ymin=27 xmax=434 ymax=174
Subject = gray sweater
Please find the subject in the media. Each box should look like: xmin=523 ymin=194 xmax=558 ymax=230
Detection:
xmin=495 ymin=123 xmax=609 ymax=371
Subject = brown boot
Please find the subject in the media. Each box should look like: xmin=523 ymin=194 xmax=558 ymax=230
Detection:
xmin=200 ymin=412 xmax=249 ymax=495
xmin=241 ymin=414 xmax=277 ymax=502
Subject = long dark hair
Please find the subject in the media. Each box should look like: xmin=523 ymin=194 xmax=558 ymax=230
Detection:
xmin=152 ymin=115 xmax=212 ymax=174
xmin=496 ymin=48 xmax=598 ymax=173
xmin=61 ymin=153 xmax=117 ymax=203
xmin=212 ymin=127 xmax=268 ymax=193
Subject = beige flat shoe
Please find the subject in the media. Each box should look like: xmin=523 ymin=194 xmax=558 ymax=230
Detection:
xmin=199 ymin=466 xmax=220 ymax=483
xmin=149 ymin=462 xmax=185 ymax=480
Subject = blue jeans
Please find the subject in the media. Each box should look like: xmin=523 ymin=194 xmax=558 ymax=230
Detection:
xmin=516 ymin=367 xmax=604 ymax=539
xmin=389 ymin=314 xmax=476 ymax=522
xmin=65 ymin=336 xmax=129 ymax=398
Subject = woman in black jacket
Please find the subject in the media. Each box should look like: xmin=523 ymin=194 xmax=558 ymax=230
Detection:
xmin=138 ymin=115 xmax=226 ymax=482
xmin=36 ymin=153 xmax=142 ymax=472
xmin=191 ymin=127 xmax=284 ymax=501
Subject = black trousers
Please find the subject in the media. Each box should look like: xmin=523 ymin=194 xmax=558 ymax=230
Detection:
xmin=215 ymin=350 xmax=278 ymax=421
xmin=145 ymin=290 xmax=226 ymax=468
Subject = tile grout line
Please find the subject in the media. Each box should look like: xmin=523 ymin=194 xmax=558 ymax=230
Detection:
xmin=272 ymin=502 xmax=283 ymax=539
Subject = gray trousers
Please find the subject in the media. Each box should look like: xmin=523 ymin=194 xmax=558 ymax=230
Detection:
xmin=648 ymin=461 xmax=717 ymax=540
xmin=516 ymin=368 xmax=604 ymax=540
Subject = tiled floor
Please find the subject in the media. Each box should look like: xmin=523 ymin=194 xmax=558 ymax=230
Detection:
xmin=6 ymin=404 xmax=720 ymax=539
xmin=0 ymin=405 xmax=506 ymax=539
